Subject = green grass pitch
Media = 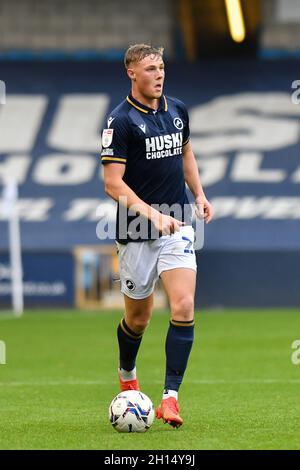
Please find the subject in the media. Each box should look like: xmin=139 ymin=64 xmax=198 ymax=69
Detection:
xmin=0 ymin=309 xmax=300 ymax=450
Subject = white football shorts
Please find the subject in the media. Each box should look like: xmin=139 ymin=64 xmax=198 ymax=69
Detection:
xmin=116 ymin=225 xmax=197 ymax=300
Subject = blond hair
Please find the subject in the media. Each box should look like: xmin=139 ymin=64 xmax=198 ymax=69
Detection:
xmin=124 ymin=44 xmax=164 ymax=69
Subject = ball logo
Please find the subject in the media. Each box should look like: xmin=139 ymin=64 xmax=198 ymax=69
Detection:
xmin=173 ymin=117 xmax=183 ymax=130
xmin=125 ymin=279 xmax=136 ymax=291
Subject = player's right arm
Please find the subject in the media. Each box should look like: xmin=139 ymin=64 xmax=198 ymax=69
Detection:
xmin=103 ymin=163 xmax=183 ymax=235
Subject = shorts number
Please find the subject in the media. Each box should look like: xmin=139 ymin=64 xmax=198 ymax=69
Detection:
xmin=182 ymin=236 xmax=194 ymax=254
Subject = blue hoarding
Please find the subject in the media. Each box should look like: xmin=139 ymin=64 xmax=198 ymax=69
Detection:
xmin=0 ymin=252 xmax=74 ymax=306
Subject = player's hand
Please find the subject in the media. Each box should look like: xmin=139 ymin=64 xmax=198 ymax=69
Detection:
xmin=195 ymin=196 xmax=213 ymax=223
xmin=153 ymin=213 xmax=185 ymax=235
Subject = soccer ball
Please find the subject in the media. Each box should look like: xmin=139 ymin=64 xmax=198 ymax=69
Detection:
xmin=109 ymin=390 xmax=155 ymax=433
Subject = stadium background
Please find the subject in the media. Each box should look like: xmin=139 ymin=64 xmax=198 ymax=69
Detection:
xmin=0 ymin=0 xmax=300 ymax=451
xmin=1 ymin=0 xmax=300 ymax=310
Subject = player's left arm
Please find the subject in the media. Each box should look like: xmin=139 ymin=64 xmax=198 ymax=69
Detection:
xmin=182 ymin=140 xmax=213 ymax=223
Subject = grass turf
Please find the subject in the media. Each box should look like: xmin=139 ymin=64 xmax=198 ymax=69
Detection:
xmin=0 ymin=309 xmax=300 ymax=450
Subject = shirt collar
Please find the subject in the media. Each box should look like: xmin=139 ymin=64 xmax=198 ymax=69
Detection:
xmin=127 ymin=93 xmax=168 ymax=114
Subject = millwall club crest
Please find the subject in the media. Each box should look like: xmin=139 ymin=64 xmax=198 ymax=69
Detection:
xmin=102 ymin=129 xmax=114 ymax=148
xmin=125 ymin=279 xmax=136 ymax=291
xmin=173 ymin=117 xmax=183 ymax=130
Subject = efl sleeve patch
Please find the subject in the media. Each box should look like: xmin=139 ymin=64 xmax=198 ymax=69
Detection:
xmin=102 ymin=129 xmax=114 ymax=148
xmin=100 ymin=115 xmax=130 ymax=165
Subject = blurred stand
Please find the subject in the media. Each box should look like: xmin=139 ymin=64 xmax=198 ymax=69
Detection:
xmin=0 ymin=0 xmax=299 ymax=310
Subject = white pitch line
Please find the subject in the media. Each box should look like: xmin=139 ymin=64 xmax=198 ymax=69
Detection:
xmin=0 ymin=379 xmax=300 ymax=387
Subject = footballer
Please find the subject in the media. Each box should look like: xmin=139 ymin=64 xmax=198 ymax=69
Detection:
xmin=101 ymin=44 xmax=213 ymax=428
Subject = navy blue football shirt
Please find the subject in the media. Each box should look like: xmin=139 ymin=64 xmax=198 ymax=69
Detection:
xmin=101 ymin=93 xmax=192 ymax=243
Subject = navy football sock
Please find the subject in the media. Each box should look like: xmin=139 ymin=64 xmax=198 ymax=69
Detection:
xmin=117 ymin=318 xmax=143 ymax=372
xmin=164 ymin=319 xmax=195 ymax=392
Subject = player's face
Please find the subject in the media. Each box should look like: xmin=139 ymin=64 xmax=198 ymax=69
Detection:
xmin=131 ymin=54 xmax=165 ymax=100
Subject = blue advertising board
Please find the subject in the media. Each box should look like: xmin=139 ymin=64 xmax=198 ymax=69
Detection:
xmin=0 ymin=252 xmax=74 ymax=307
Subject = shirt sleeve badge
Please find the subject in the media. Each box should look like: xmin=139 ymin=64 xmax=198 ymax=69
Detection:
xmin=102 ymin=129 xmax=114 ymax=148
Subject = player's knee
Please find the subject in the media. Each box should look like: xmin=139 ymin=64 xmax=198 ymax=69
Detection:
xmin=131 ymin=319 xmax=150 ymax=335
xmin=171 ymin=296 xmax=194 ymax=322
xmin=127 ymin=315 xmax=151 ymax=335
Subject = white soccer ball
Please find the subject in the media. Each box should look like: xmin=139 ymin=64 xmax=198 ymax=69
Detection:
xmin=109 ymin=390 xmax=155 ymax=433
